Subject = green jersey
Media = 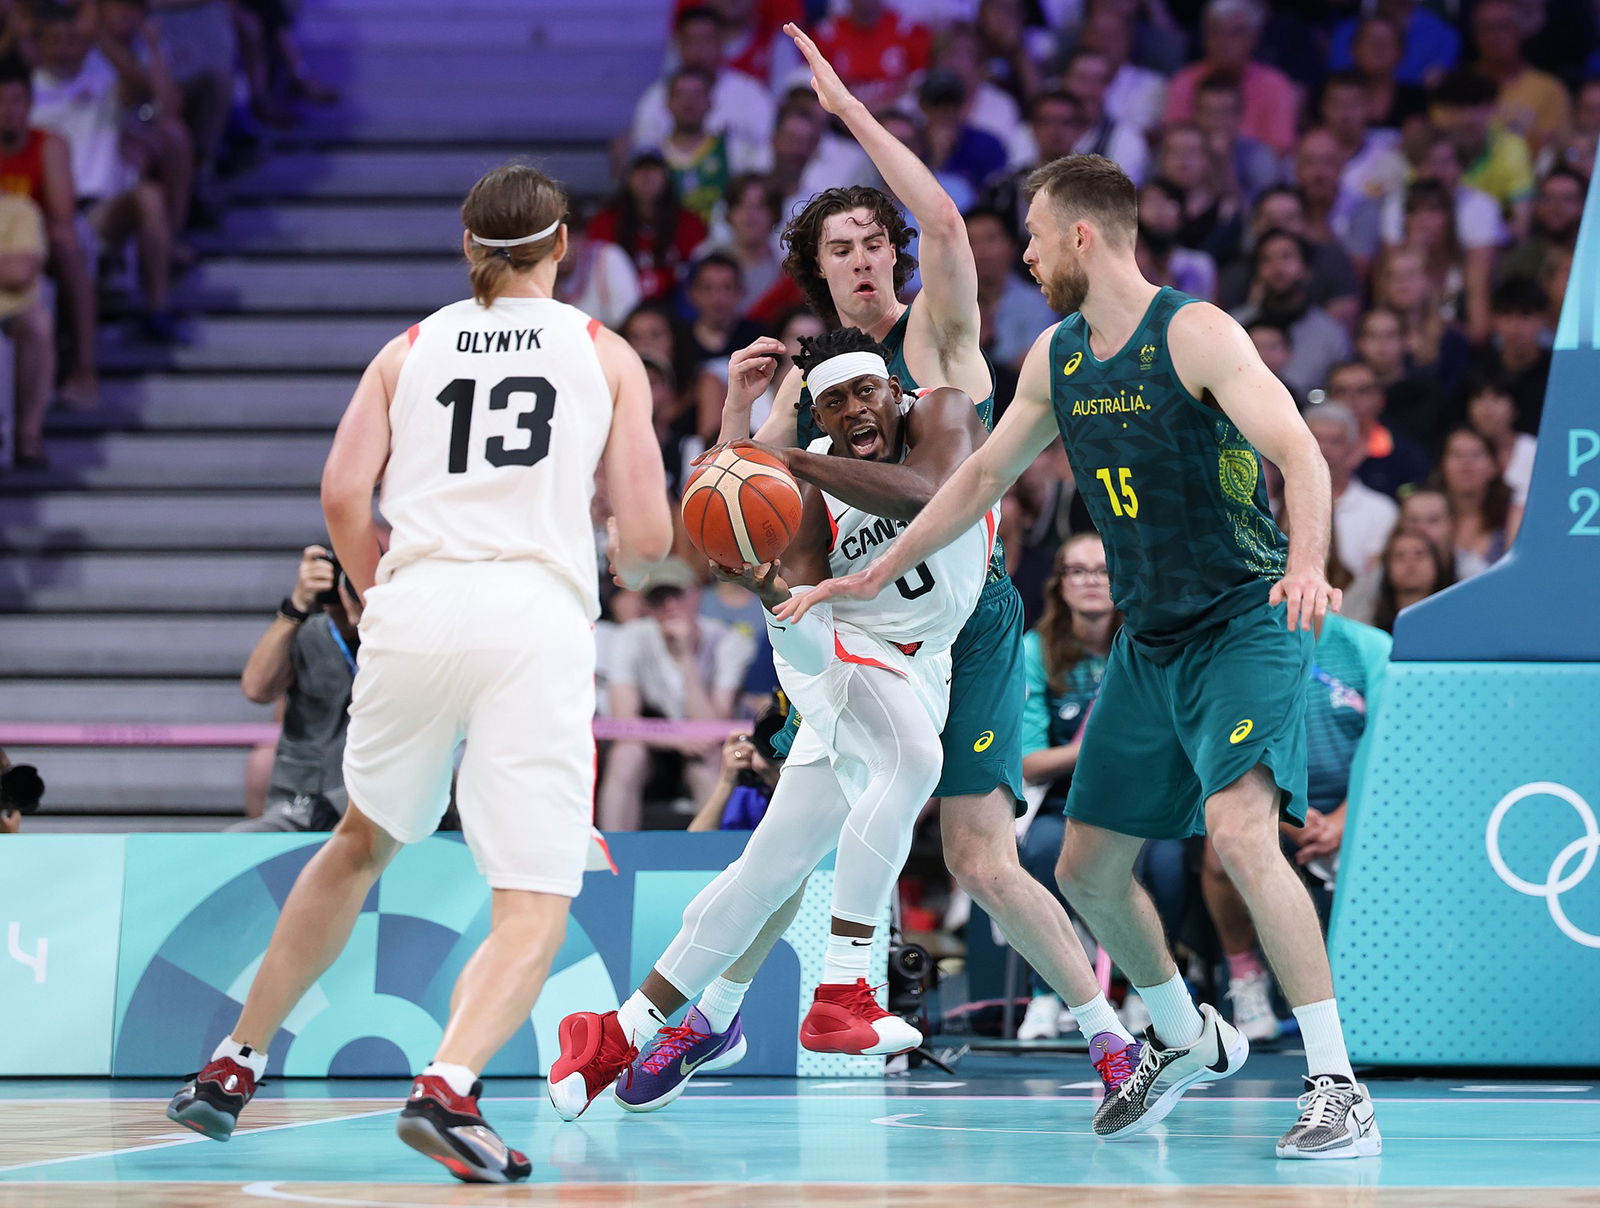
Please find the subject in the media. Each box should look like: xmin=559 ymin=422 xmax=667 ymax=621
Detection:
xmin=1048 ymin=286 xmax=1287 ymax=660
xmin=798 ymin=305 xmax=1006 ymax=582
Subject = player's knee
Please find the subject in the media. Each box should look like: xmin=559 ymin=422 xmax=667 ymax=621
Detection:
xmin=1207 ymin=816 xmax=1278 ymax=882
xmin=1055 ymin=840 xmax=1112 ymax=902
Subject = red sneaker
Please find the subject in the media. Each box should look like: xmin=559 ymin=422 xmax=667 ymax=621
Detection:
xmin=396 ymin=1075 xmax=531 ymax=1184
xmin=800 ymin=979 xmax=923 ymax=1056
xmin=547 ymin=1010 xmax=638 ymax=1121
xmin=165 ymin=1056 xmax=260 ymax=1141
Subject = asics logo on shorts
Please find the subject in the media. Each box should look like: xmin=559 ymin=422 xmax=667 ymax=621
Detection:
xmin=1229 ymin=719 xmax=1253 ymax=744
xmin=973 ymin=730 xmax=995 ymax=752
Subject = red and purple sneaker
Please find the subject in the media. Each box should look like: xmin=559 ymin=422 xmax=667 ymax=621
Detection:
xmin=614 ymin=1006 xmax=748 ymax=1113
xmin=396 ymin=1074 xmax=531 ymax=1184
xmin=547 ymin=1010 xmax=638 ymax=1121
xmin=165 ymin=1055 xmax=261 ymax=1141
xmin=1090 ymin=1031 xmax=1144 ymax=1096
xmin=800 ymin=979 xmax=922 ymax=1056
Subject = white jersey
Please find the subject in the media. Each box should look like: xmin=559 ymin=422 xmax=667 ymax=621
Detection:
xmin=808 ymin=409 xmax=998 ymax=654
xmin=378 ymin=295 xmax=613 ymax=618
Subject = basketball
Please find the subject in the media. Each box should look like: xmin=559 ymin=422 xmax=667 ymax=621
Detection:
xmin=681 ymin=446 xmax=804 ymax=568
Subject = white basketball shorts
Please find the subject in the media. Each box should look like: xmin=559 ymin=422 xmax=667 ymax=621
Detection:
xmin=342 ymin=558 xmax=596 ymax=896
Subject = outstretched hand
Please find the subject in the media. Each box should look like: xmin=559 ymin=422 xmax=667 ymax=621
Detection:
xmin=1269 ymin=567 xmax=1340 ymax=636
xmin=784 ymin=22 xmax=857 ymax=116
xmin=769 ymin=565 xmax=887 ymax=624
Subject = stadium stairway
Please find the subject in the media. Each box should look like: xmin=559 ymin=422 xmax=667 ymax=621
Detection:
xmin=0 ymin=0 xmax=665 ymax=831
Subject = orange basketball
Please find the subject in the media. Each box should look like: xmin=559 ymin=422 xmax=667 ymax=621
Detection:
xmin=681 ymin=446 xmax=804 ymax=568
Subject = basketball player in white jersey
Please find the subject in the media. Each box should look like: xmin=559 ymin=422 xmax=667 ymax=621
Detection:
xmin=165 ymin=164 xmax=674 ymax=1184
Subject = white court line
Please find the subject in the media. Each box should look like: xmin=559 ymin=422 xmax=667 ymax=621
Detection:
xmin=244 ymin=1182 xmax=431 ymax=1207
xmin=4 ymin=1093 xmax=1599 ymax=1107
xmin=871 ymin=1112 xmax=1600 ymax=1143
xmin=0 ymin=1107 xmax=402 ymax=1175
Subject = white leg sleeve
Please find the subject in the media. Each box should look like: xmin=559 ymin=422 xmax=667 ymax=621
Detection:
xmin=763 ymin=588 xmax=832 ymax=676
xmin=655 ymin=758 xmax=850 ymax=998
xmin=828 ymin=667 xmax=945 ymax=927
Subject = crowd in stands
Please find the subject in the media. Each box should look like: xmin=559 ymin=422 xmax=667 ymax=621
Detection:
xmin=0 ymin=0 xmax=334 ymax=470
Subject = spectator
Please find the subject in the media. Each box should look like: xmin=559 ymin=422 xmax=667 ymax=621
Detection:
xmin=1467 ymin=276 xmax=1552 ymax=435
xmin=597 ymin=558 xmax=755 ymax=832
xmin=1499 ymin=166 xmax=1583 ymax=310
xmin=1245 ymin=317 xmax=1302 ymax=406
xmin=652 ymin=67 xmax=754 ymax=223
xmin=1371 ymin=245 xmax=1471 ymax=391
xmin=0 ymin=748 xmax=45 ymax=833
xmin=682 ymin=252 xmax=766 ymax=380
xmin=698 ymin=173 xmax=784 ymax=312
xmin=555 ymin=203 xmax=642 ymax=331
xmin=1366 ymin=525 xmax=1455 ymax=632
xmin=589 ymin=151 xmax=708 ymax=301
xmin=1430 ymin=68 xmax=1535 ymax=227
xmin=1327 ymin=0 xmax=1461 ymax=89
xmin=632 ymin=6 xmax=775 ymax=182
xmin=675 ymin=0 xmax=804 ymax=89
xmin=1469 ymin=0 xmax=1572 ymax=157
xmin=928 ymin=21 xmax=1025 ymax=154
xmin=1193 ymin=69 xmax=1280 ymax=206
xmin=1200 ymin=612 xmax=1391 ymax=1041
xmin=150 ymin=0 xmax=233 ymax=201
xmin=1354 ymin=306 xmax=1448 ymax=455
xmin=0 ymin=57 xmax=97 ymax=406
xmin=1292 ymin=125 xmax=1382 ymax=270
xmin=699 ymin=304 xmax=822 ymax=440
xmin=813 ymin=0 xmax=932 ymax=112
xmin=977 ymin=90 xmax=1085 ymax=243
xmin=1154 ymin=121 xmax=1240 ymax=259
xmin=229 ymin=545 xmax=360 ymax=833
xmin=1135 ymin=176 xmax=1217 ymax=302
xmin=974 ymin=0 xmax=1048 ymax=113
xmin=1059 ymin=47 xmax=1148 ymax=186
xmin=1077 ymin=1 xmax=1167 ymax=134
xmin=917 ymin=68 xmax=1009 ymax=208
xmin=1307 ymin=400 xmax=1398 ymax=575
xmin=1162 ymin=0 xmax=1299 ymax=156
xmin=1429 ymin=426 xmax=1522 ymax=578
xmin=1016 ymin=532 xmax=1118 ymax=1040
xmin=0 ymin=191 xmax=49 ymax=469
xmin=1217 ymin=185 xmax=1360 ymax=328
xmin=1396 ymin=484 xmax=1458 ymax=575
xmin=1346 ymin=15 xmax=1429 ymax=131
xmin=1463 ymin=370 xmax=1537 ymax=507
xmin=966 ymin=205 xmax=1056 ymax=371
xmin=1393 ymin=176 xmax=1492 ymax=345
xmin=643 ymin=355 xmax=697 ymax=496
xmin=31 ymin=6 xmax=176 ymax=339
xmin=1323 ymin=359 xmax=1429 ymax=498
xmin=1230 ymin=229 xmax=1351 ymax=399
xmin=1319 ymin=70 xmax=1407 ymax=207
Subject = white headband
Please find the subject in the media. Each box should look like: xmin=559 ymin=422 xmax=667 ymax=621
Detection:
xmin=469 ymin=217 xmax=561 ymax=248
xmin=805 ymin=351 xmax=890 ymax=400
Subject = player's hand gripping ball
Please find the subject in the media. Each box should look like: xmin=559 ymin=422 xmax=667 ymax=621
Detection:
xmin=681 ymin=445 xmax=804 ymax=569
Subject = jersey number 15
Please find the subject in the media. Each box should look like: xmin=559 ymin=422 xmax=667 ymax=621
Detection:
xmin=1095 ymin=466 xmax=1139 ymax=519
xmin=437 ymin=376 xmax=555 ymax=474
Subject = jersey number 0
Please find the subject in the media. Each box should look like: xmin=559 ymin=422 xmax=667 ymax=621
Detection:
xmin=437 ymin=376 xmax=556 ymax=474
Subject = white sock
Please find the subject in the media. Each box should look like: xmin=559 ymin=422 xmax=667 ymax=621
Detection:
xmin=212 ymin=1035 xmax=267 ymax=1081
xmin=697 ymin=977 xmax=749 ymax=1032
xmin=822 ymin=931 xmax=872 ymax=985
xmin=617 ymin=990 xmax=668 ymax=1047
xmin=1067 ymin=993 xmax=1134 ymax=1045
xmin=1293 ymin=998 xmax=1356 ymax=1082
xmin=1134 ymin=971 xmax=1204 ymax=1048
xmin=421 ymin=1061 xmax=477 ymax=1098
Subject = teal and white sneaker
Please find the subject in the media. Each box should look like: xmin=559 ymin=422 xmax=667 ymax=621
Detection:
xmin=1093 ymin=1002 xmax=1248 ymax=1139
xmin=1276 ymin=1074 xmax=1382 ymax=1159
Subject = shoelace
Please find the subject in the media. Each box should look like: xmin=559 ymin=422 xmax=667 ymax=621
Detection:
xmin=598 ymin=1028 xmax=641 ymax=1090
xmin=844 ymin=980 xmax=893 ymax=1020
xmin=1092 ymin=1044 xmax=1137 ymax=1087
xmin=1292 ymin=1079 xmax=1359 ymax=1130
xmin=1114 ymin=1038 xmax=1166 ymax=1100
xmin=639 ymin=1020 xmax=710 ymax=1075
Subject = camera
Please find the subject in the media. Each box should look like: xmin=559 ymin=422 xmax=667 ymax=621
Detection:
xmin=316 ymin=552 xmax=344 ymax=607
xmin=0 ymin=763 xmax=45 ymax=815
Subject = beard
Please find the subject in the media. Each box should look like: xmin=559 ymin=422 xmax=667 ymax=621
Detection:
xmin=1042 ymin=257 xmax=1090 ymax=314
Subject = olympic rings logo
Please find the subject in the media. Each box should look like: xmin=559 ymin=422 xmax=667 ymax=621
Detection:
xmin=1484 ymin=782 xmax=1600 ymax=949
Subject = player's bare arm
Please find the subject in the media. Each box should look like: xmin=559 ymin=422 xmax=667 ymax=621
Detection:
xmin=785 ymin=23 xmax=988 ymax=400
xmin=1169 ymin=302 xmax=1340 ymax=634
xmin=775 ymin=328 xmax=1060 ymax=623
xmin=776 ymin=386 xmax=987 ymax=521
xmin=321 ymin=333 xmax=405 ymax=598
xmin=597 ymin=326 xmax=675 ymax=588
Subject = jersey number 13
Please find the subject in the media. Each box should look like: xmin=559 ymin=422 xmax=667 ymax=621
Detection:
xmin=437 ymin=376 xmax=555 ymax=474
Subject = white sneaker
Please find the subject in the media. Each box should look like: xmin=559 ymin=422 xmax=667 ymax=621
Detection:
xmin=1276 ymin=1074 xmax=1382 ymax=1159
xmin=1094 ymin=1002 xmax=1248 ymax=1139
xmin=1017 ymin=994 xmax=1061 ymax=1041
xmin=1226 ymin=968 xmax=1282 ymax=1043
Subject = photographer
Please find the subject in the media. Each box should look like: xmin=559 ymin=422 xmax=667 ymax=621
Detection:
xmin=687 ymin=696 xmax=788 ymax=832
xmin=0 ymin=748 xmax=45 ymax=834
xmin=230 ymin=544 xmax=361 ymax=833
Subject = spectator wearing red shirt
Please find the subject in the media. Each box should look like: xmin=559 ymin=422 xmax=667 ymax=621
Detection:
xmin=1162 ymin=0 xmax=1300 ymax=156
xmin=589 ymin=152 xmax=709 ymax=302
xmin=812 ymin=2 xmax=931 ymax=111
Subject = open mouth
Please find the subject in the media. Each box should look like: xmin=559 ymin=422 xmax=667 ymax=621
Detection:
xmin=853 ymin=281 xmax=876 ymax=296
xmin=847 ymin=423 xmax=881 ymax=457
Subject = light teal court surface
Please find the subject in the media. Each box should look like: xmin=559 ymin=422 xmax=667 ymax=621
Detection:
xmin=2 ymin=1053 xmax=1597 ymax=1206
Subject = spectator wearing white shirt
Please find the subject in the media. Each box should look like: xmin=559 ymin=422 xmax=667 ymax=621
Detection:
xmin=1077 ymin=2 xmax=1167 ymax=134
xmin=632 ymin=6 xmax=775 ymax=184
xmin=554 ymin=205 xmax=641 ymax=331
xmin=1307 ymin=401 xmax=1399 ymax=575
xmin=1379 ymin=134 xmax=1508 ymax=252
xmin=1319 ymin=71 xmax=1408 ymax=208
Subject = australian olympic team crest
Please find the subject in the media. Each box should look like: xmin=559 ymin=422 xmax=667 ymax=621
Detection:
xmin=1485 ymin=781 xmax=1600 ymax=949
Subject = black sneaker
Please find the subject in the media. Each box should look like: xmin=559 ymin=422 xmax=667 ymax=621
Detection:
xmin=396 ymin=1074 xmax=532 ymax=1184
xmin=166 ymin=1055 xmax=262 ymax=1141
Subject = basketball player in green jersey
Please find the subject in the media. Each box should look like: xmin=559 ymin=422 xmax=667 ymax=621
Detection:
xmin=696 ymin=25 xmax=1143 ymax=1086
xmin=782 ymin=155 xmax=1382 ymax=1160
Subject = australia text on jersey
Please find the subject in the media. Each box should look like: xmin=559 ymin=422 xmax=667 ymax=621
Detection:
xmin=1068 ymin=387 xmax=1151 ymax=417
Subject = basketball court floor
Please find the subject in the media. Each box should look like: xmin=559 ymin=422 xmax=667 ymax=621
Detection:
xmin=2 ymin=1051 xmax=1595 ymax=1206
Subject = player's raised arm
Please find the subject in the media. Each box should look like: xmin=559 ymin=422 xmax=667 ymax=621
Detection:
xmin=321 ymin=333 xmax=404 ymax=598
xmin=785 ymin=23 xmax=985 ymax=389
xmin=775 ymin=326 xmax=1061 ymax=623
xmin=1169 ymin=302 xmax=1339 ymax=634
xmin=597 ymin=326 xmax=675 ymax=588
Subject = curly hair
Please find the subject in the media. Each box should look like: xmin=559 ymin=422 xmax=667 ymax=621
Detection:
xmin=792 ymin=325 xmax=891 ymax=378
xmin=780 ymin=186 xmax=918 ymax=326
